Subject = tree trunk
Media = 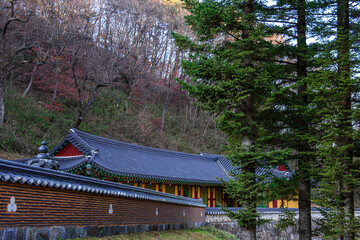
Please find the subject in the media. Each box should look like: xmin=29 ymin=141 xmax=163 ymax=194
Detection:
xmin=241 ymin=1 xmax=257 ymax=238
xmin=22 ymin=63 xmax=39 ymax=98
xmin=200 ymin=114 xmax=214 ymax=143
xmin=176 ymin=88 xmax=182 ymax=116
xmin=73 ymin=83 xmax=105 ymax=129
xmin=241 ymin=134 xmax=257 ymax=240
xmin=0 ymin=79 xmax=5 ymax=126
xmin=296 ymin=1 xmax=312 ymax=239
xmin=22 ymin=48 xmax=49 ymax=98
xmin=161 ymin=96 xmax=168 ymax=130
xmin=337 ymin=0 xmax=354 ymax=239
xmin=52 ymin=60 xmax=59 ymax=101
xmin=298 ymin=157 xmax=312 ymax=240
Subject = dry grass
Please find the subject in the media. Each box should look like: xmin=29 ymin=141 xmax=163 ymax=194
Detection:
xmin=75 ymin=227 xmax=236 ymax=240
xmin=0 ymin=150 xmax=30 ymax=160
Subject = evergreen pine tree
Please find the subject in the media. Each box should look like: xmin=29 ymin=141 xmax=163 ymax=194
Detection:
xmin=173 ymin=0 xmax=283 ymax=238
xmin=310 ymin=0 xmax=360 ymax=238
xmin=260 ymin=1 xmax=320 ymax=238
xmin=262 ymin=0 xmax=360 ymax=238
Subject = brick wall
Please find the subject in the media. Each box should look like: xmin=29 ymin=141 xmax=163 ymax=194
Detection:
xmin=0 ymin=182 xmax=205 ymax=229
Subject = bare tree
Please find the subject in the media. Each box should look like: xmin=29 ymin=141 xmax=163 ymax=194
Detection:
xmin=70 ymin=40 xmax=121 ymax=128
xmin=0 ymin=0 xmax=36 ymax=126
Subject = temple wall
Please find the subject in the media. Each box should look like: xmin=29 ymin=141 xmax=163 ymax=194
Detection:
xmin=0 ymin=181 xmax=205 ymax=239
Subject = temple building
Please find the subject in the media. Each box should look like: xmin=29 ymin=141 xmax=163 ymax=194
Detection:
xmin=17 ymin=128 xmax=298 ymax=208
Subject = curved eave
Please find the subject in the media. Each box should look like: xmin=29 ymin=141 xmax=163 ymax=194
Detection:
xmin=65 ymin=162 xmax=224 ymax=186
xmin=49 ymin=129 xmax=95 ymax=157
xmin=0 ymin=159 xmax=206 ymax=208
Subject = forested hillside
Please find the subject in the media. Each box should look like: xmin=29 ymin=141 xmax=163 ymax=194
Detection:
xmin=2 ymin=0 xmax=360 ymax=239
xmin=0 ymin=0 xmax=226 ymax=158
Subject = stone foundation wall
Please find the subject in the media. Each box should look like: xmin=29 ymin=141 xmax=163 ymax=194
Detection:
xmin=206 ymin=211 xmax=360 ymax=240
xmin=0 ymin=222 xmax=205 ymax=240
xmin=206 ymin=220 xmax=299 ymax=240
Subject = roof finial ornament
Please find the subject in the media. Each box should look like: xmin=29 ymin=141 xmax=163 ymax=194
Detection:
xmin=91 ymin=149 xmax=98 ymax=159
xmin=37 ymin=141 xmax=49 ymax=159
xmin=27 ymin=141 xmax=60 ymax=170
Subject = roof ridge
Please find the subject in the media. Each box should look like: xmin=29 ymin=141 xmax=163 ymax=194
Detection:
xmin=200 ymin=152 xmax=223 ymax=158
xmin=72 ymin=128 xmax=217 ymax=160
xmin=69 ymin=128 xmax=97 ymax=152
xmin=215 ymin=158 xmax=232 ymax=179
xmin=49 ymin=129 xmax=97 ymax=156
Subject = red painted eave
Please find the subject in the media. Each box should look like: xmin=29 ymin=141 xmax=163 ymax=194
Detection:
xmin=277 ymin=165 xmax=287 ymax=172
xmin=55 ymin=143 xmax=83 ymax=157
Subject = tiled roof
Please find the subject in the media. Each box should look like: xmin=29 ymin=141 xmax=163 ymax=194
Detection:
xmin=49 ymin=129 xmax=231 ymax=185
xmin=0 ymin=159 xmax=205 ymax=207
xmin=201 ymin=153 xmax=292 ymax=179
xmin=205 ymin=207 xmax=360 ymax=215
xmin=15 ymin=129 xmax=292 ymax=185
xmin=205 ymin=207 xmax=299 ymax=215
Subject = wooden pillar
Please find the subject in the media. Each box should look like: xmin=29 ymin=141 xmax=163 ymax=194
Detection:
xmin=208 ymin=188 xmax=215 ymax=207
xmin=155 ymin=184 xmax=159 ymax=191
xmin=272 ymin=200 xmax=278 ymax=208
xmin=178 ymin=185 xmax=183 ymax=196
xmin=222 ymin=189 xmax=225 ymax=207
xmin=207 ymin=188 xmax=210 ymax=207
xmin=175 ymin=185 xmax=178 ymax=195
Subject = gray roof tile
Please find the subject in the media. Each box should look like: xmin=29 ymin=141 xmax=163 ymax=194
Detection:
xmin=15 ymin=129 xmax=292 ymax=185
xmin=51 ymin=129 xmax=231 ymax=184
xmin=0 ymin=159 xmax=205 ymax=207
xmin=201 ymin=153 xmax=292 ymax=179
